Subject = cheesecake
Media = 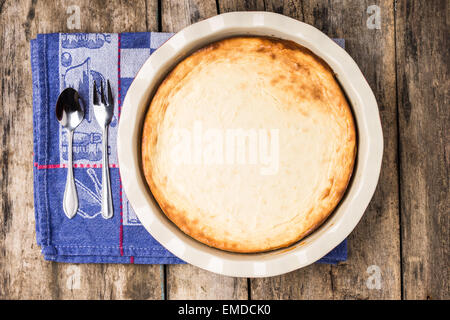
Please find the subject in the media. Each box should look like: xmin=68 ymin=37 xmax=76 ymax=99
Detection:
xmin=141 ymin=36 xmax=356 ymax=253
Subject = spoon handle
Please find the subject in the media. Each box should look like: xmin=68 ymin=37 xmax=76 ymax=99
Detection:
xmin=63 ymin=130 xmax=78 ymax=218
xmin=101 ymin=126 xmax=113 ymax=219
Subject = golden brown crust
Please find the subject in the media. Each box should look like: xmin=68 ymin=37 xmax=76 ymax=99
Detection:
xmin=142 ymin=36 xmax=356 ymax=253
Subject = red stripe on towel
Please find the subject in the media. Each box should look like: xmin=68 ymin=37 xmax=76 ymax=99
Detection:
xmin=34 ymin=163 xmax=118 ymax=169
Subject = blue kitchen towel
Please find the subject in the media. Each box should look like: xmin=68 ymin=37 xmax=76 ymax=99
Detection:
xmin=31 ymin=32 xmax=347 ymax=264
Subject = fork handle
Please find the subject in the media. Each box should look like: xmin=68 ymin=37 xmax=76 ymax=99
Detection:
xmin=101 ymin=126 xmax=113 ymax=219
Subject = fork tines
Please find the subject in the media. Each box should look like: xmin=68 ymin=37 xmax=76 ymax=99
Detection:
xmin=93 ymin=80 xmax=113 ymax=106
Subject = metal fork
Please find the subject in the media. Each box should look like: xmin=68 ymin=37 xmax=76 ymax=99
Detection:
xmin=93 ymin=80 xmax=114 ymax=219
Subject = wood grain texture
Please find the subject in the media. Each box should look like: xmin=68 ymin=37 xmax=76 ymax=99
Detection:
xmin=0 ymin=0 xmax=163 ymax=300
xmin=264 ymin=0 xmax=303 ymax=20
xmin=218 ymin=0 xmax=265 ymax=12
xmin=146 ymin=0 xmax=160 ymax=31
xmin=160 ymin=0 xmax=249 ymax=300
xmin=395 ymin=0 xmax=449 ymax=300
xmin=166 ymin=264 xmax=248 ymax=300
xmin=161 ymin=0 xmax=217 ymax=33
xmin=234 ymin=0 xmax=401 ymax=299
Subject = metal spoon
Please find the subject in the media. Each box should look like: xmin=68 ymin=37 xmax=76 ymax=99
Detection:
xmin=56 ymin=88 xmax=85 ymax=219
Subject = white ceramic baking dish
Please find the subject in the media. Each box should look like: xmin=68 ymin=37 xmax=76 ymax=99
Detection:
xmin=117 ymin=11 xmax=383 ymax=277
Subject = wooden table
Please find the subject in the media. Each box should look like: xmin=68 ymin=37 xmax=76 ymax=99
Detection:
xmin=0 ymin=0 xmax=447 ymax=300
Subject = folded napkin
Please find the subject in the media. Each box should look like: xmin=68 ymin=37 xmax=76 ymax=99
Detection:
xmin=31 ymin=32 xmax=347 ymax=264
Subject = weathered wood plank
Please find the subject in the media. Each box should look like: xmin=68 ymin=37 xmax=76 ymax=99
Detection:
xmin=395 ymin=0 xmax=449 ymax=300
xmin=166 ymin=264 xmax=248 ymax=300
xmin=241 ymin=0 xmax=401 ymax=299
xmin=264 ymin=0 xmax=303 ymax=20
xmin=161 ymin=0 xmax=249 ymax=300
xmin=218 ymin=0 xmax=265 ymax=12
xmin=161 ymin=0 xmax=217 ymax=33
xmin=0 ymin=0 xmax=163 ymax=300
xmin=146 ymin=0 xmax=160 ymax=32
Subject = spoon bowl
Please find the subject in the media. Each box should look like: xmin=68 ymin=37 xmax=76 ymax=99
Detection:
xmin=56 ymin=88 xmax=84 ymax=130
